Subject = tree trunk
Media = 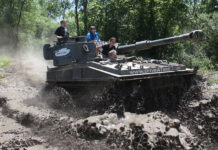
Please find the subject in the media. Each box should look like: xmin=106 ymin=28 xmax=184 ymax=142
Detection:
xmin=7 ymin=0 xmax=16 ymax=48
xmin=82 ymin=0 xmax=88 ymax=34
xmin=14 ymin=0 xmax=25 ymax=49
xmin=75 ymin=0 xmax=80 ymax=35
xmin=61 ymin=0 xmax=66 ymax=19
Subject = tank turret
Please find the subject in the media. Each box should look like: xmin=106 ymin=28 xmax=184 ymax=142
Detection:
xmin=43 ymin=30 xmax=203 ymax=66
xmin=117 ymin=30 xmax=203 ymax=54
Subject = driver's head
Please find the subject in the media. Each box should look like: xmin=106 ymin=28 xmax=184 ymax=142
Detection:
xmin=60 ymin=20 xmax=66 ymax=27
xmin=108 ymin=50 xmax=117 ymax=60
xmin=109 ymin=37 xmax=116 ymax=46
xmin=90 ymin=26 xmax=96 ymax=34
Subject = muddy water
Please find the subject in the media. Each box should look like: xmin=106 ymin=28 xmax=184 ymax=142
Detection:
xmin=0 ymin=60 xmax=218 ymax=149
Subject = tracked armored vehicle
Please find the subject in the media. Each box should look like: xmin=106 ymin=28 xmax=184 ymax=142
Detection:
xmin=43 ymin=30 xmax=203 ymax=113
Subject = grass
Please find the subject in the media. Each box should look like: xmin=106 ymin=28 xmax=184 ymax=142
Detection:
xmin=208 ymin=77 xmax=218 ymax=85
xmin=0 ymin=55 xmax=11 ymax=68
xmin=0 ymin=55 xmax=11 ymax=80
xmin=197 ymin=69 xmax=214 ymax=75
xmin=0 ymin=74 xmax=3 ymax=79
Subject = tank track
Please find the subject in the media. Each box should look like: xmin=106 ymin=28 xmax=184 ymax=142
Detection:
xmin=43 ymin=74 xmax=195 ymax=116
xmin=92 ymin=74 xmax=195 ymax=115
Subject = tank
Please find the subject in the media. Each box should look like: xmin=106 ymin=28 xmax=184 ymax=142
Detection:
xmin=43 ymin=30 xmax=203 ymax=112
xmin=43 ymin=30 xmax=202 ymax=86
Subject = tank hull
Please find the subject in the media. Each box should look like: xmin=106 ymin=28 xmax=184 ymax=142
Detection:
xmin=46 ymin=61 xmax=195 ymax=89
xmin=46 ymin=65 xmax=195 ymax=113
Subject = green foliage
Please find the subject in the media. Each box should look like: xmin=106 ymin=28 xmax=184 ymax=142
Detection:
xmin=46 ymin=0 xmax=72 ymax=19
xmin=0 ymin=56 xmax=11 ymax=68
xmin=0 ymin=74 xmax=3 ymax=79
xmin=79 ymin=0 xmax=188 ymax=44
xmin=208 ymin=77 xmax=218 ymax=85
xmin=168 ymin=12 xmax=218 ymax=72
xmin=0 ymin=0 xmax=59 ymax=48
xmin=0 ymin=56 xmax=11 ymax=80
xmin=0 ymin=0 xmax=217 ymax=72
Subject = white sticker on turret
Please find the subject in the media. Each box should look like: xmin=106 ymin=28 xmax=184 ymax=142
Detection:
xmin=55 ymin=48 xmax=71 ymax=57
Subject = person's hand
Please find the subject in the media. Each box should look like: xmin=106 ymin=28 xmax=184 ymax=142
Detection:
xmin=57 ymin=36 xmax=63 ymax=39
xmin=97 ymin=53 xmax=102 ymax=58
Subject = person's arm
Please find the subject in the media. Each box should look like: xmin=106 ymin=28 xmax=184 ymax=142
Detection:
xmin=86 ymin=33 xmax=91 ymax=42
xmin=56 ymin=35 xmax=63 ymax=39
xmin=88 ymin=39 xmax=96 ymax=42
xmin=96 ymin=45 xmax=102 ymax=55
xmin=96 ymin=33 xmax=100 ymax=41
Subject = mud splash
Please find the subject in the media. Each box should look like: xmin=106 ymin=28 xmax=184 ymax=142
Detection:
xmin=79 ymin=75 xmax=194 ymax=117
xmin=73 ymin=112 xmax=201 ymax=149
xmin=178 ymin=92 xmax=218 ymax=148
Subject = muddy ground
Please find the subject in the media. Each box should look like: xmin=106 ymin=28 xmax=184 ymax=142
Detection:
xmin=0 ymin=60 xmax=218 ymax=150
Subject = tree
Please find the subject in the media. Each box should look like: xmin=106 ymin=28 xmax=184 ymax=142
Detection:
xmin=75 ymin=0 xmax=80 ymax=35
xmin=46 ymin=0 xmax=72 ymax=19
xmin=81 ymin=0 xmax=88 ymax=34
xmin=0 ymin=0 xmax=217 ymax=72
xmin=0 ymin=0 xmax=32 ymax=49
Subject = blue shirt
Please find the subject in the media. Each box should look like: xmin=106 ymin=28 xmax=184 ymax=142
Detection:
xmin=86 ymin=32 xmax=100 ymax=42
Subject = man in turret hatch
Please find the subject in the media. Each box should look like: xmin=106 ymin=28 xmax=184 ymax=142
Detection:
xmin=108 ymin=50 xmax=117 ymax=61
xmin=55 ymin=20 xmax=69 ymax=41
xmin=96 ymin=37 xmax=117 ymax=58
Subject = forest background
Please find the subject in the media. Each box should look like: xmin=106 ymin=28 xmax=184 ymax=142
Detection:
xmin=0 ymin=0 xmax=217 ymax=73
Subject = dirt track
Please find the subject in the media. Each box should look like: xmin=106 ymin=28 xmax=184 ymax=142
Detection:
xmin=0 ymin=61 xmax=218 ymax=150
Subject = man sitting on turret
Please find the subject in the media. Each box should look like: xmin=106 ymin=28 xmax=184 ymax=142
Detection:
xmin=55 ymin=20 xmax=69 ymax=41
xmin=86 ymin=26 xmax=100 ymax=42
xmin=96 ymin=37 xmax=116 ymax=58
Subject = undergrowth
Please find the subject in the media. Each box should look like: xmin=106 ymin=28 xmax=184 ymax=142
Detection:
xmin=0 ymin=55 xmax=11 ymax=68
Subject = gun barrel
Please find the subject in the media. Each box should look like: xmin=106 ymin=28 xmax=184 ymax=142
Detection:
xmin=117 ymin=30 xmax=203 ymax=53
